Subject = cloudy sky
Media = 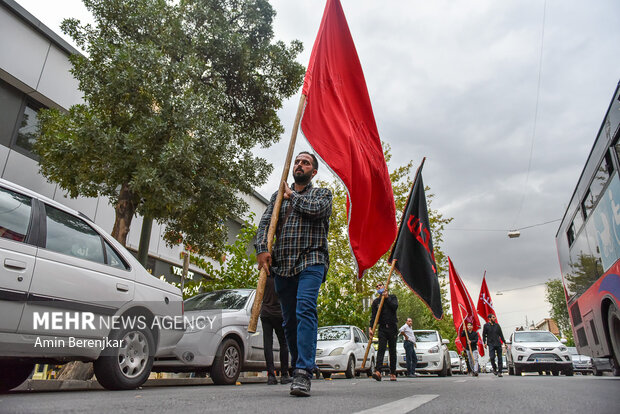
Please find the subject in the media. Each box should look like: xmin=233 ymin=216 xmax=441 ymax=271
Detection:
xmin=17 ymin=0 xmax=620 ymax=334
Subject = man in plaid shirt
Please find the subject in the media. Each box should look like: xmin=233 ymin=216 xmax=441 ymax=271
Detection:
xmin=255 ymin=151 xmax=332 ymax=397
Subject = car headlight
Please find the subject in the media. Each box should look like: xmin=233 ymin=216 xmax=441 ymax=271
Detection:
xmin=329 ymin=347 xmax=344 ymax=356
xmin=558 ymin=346 xmax=567 ymax=352
xmin=515 ymin=346 xmax=526 ymax=352
xmin=428 ymin=345 xmax=440 ymax=354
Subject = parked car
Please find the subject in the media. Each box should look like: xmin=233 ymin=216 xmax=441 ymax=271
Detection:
xmin=397 ymin=330 xmax=451 ymax=376
xmin=0 ymin=179 xmax=184 ymax=392
xmin=568 ymin=346 xmax=593 ymax=374
xmin=315 ymin=325 xmax=376 ymax=378
xmin=153 ymin=289 xmax=283 ymax=385
xmin=506 ymin=330 xmax=573 ymax=376
xmin=449 ymin=350 xmax=464 ymax=374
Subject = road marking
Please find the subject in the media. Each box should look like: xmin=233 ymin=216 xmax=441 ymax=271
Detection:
xmin=354 ymin=394 xmax=438 ymax=414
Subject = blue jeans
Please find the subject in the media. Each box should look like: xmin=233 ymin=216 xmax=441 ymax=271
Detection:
xmin=274 ymin=265 xmax=324 ymax=373
xmin=404 ymin=341 xmax=417 ymax=375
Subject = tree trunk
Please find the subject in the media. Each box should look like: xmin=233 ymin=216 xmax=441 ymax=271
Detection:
xmin=57 ymin=361 xmax=94 ymax=381
xmin=111 ymin=182 xmax=136 ymax=245
xmin=58 ymin=184 xmax=136 ymax=381
xmin=137 ymin=216 xmax=153 ymax=267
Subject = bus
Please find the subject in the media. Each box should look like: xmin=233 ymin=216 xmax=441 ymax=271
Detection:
xmin=555 ymin=81 xmax=620 ymax=376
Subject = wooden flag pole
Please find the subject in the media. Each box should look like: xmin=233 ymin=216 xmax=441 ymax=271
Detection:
xmin=248 ymin=94 xmax=307 ymax=333
xmin=361 ymin=261 xmax=396 ymax=370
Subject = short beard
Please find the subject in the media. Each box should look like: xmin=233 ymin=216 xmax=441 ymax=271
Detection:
xmin=293 ymin=170 xmax=313 ymax=186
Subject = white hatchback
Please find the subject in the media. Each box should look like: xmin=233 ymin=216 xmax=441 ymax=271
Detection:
xmin=0 ymin=179 xmax=184 ymax=391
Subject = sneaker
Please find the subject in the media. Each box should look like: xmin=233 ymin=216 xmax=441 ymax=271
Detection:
xmin=493 ymin=369 xmax=498 ymax=376
xmin=280 ymin=373 xmax=293 ymax=384
xmin=267 ymin=374 xmax=278 ymax=385
xmin=290 ymin=369 xmax=311 ymax=397
xmin=372 ymin=371 xmax=382 ymax=381
xmin=498 ymin=373 xmax=503 ymax=377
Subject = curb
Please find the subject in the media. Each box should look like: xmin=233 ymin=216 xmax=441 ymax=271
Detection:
xmin=13 ymin=376 xmax=268 ymax=392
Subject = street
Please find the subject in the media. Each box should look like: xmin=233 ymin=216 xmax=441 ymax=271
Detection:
xmin=2 ymin=374 xmax=617 ymax=414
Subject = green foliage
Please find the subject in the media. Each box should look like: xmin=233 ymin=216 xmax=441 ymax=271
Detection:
xmin=545 ymin=278 xmax=574 ymax=345
xmin=316 ymin=145 xmax=455 ymax=340
xmin=35 ymin=0 xmax=304 ymax=255
xmin=166 ymin=216 xmax=259 ymax=298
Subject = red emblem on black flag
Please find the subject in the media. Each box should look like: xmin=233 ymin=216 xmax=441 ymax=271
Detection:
xmin=388 ymin=158 xmax=443 ymax=319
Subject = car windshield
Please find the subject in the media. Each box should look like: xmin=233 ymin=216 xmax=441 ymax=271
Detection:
xmin=317 ymin=327 xmax=351 ymax=341
xmin=568 ymin=347 xmax=578 ymax=355
xmin=513 ymin=331 xmax=558 ymax=343
xmin=414 ymin=331 xmax=439 ymax=342
xmin=184 ymin=290 xmax=251 ymax=311
xmin=449 ymin=351 xmax=458 ymax=358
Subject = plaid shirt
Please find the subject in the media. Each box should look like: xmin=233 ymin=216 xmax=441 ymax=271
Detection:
xmin=255 ymin=182 xmax=332 ymax=278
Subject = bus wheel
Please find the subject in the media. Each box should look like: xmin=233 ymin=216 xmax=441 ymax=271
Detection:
xmin=608 ymin=302 xmax=620 ymax=376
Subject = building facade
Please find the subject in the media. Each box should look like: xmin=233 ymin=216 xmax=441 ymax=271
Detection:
xmin=0 ymin=0 xmax=268 ymax=284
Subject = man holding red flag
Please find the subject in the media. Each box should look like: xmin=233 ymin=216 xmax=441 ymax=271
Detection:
xmin=448 ymin=257 xmax=482 ymax=374
xmin=477 ymin=274 xmax=506 ymax=376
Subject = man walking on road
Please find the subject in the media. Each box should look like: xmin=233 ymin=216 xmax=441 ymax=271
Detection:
xmin=483 ymin=313 xmax=506 ymax=377
xmin=255 ymin=152 xmax=332 ymax=397
xmin=370 ymin=282 xmax=399 ymax=381
xmin=460 ymin=322 xmax=480 ymax=376
xmin=399 ymin=318 xmax=417 ymax=377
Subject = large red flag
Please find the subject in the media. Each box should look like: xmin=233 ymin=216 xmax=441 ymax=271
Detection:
xmin=300 ymin=0 xmax=397 ymax=278
xmin=448 ymin=257 xmax=480 ymax=349
xmin=477 ymin=274 xmax=496 ymax=323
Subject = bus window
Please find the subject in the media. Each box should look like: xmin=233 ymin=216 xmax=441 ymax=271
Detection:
xmin=590 ymin=152 xmax=613 ymax=203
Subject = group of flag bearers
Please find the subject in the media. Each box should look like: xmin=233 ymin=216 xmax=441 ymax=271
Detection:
xmin=251 ymin=0 xmax=506 ymax=396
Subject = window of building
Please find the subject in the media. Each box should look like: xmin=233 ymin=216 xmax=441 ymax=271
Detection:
xmin=14 ymin=102 xmax=42 ymax=155
xmin=45 ymin=205 xmax=105 ymax=264
xmin=0 ymin=187 xmax=32 ymax=243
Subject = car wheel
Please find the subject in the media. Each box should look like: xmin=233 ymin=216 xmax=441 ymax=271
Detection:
xmin=366 ymin=358 xmax=375 ymax=377
xmin=94 ymin=325 xmax=154 ymax=390
xmin=0 ymin=361 xmax=35 ymax=392
xmin=608 ymin=302 xmax=620 ymax=376
xmin=322 ymin=372 xmax=332 ymax=379
xmin=447 ymin=359 xmax=453 ymax=376
xmin=508 ymin=364 xmax=514 ymax=375
xmin=438 ymin=358 xmax=448 ymax=377
xmin=210 ymin=338 xmax=241 ymax=385
xmin=345 ymin=355 xmax=355 ymax=379
xmin=552 ymin=370 xmax=559 ymax=376
xmin=564 ymin=367 xmax=574 ymax=376
xmin=592 ymin=365 xmax=602 ymax=376
xmin=514 ymin=366 xmax=522 ymax=376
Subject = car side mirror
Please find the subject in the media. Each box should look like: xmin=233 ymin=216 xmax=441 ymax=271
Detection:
xmin=441 ymin=339 xmax=449 ymax=345
xmin=560 ymin=338 xmax=567 ymax=344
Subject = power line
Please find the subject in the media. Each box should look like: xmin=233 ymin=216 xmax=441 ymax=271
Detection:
xmin=512 ymin=0 xmax=547 ymax=228
xmin=446 ymin=218 xmax=560 ymax=232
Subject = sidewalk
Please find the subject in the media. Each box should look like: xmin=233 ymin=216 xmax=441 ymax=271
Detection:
xmin=13 ymin=376 xmax=267 ymax=392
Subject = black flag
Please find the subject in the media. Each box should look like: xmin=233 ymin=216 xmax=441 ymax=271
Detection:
xmin=388 ymin=158 xmax=443 ymax=319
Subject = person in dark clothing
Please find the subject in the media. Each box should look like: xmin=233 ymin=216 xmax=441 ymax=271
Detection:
xmin=482 ymin=313 xmax=506 ymax=377
xmin=369 ymin=282 xmax=399 ymax=381
xmin=460 ymin=322 xmax=480 ymax=376
xmin=261 ymin=276 xmax=291 ymax=385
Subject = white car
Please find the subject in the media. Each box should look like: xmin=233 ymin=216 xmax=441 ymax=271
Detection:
xmin=568 ymin=346 xmax=593 ymax=374
xmin=506 ymin=330 xmax=573 ymax=376
xmin=154 ymin=289 xmax=284 ymax=385
xmin=449 ymin=350 xmax=464 ymax=374
xmin=0 ymin=179 xmax=184 ymax=391
xmin=396 ymin=330 xmax=451 ymax=376
xmin=315 ymin=325 xmax=376 ymax=378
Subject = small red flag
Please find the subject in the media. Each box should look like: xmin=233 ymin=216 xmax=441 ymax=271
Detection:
xmin=476 ymin=274 xmax=496 ymax=323
xmin=448 ymin=257 xmax=480 ymax=349
xmin=300 ymin=0 xmax=397 ymax=278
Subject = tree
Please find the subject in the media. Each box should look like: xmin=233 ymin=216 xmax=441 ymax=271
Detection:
xmin=169 ymin=216 xmax=260 ymax=297
xmin=38 ymin=0 xmax=303 ymax=382
xmin=545 ymin=278 xmax=574 ymax=345
xmin=35 ymin=0 xmax=305 ymax=258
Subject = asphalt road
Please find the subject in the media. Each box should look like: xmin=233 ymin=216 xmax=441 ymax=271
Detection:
xmin=2 ymin=373 xmax=618 ymax=414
